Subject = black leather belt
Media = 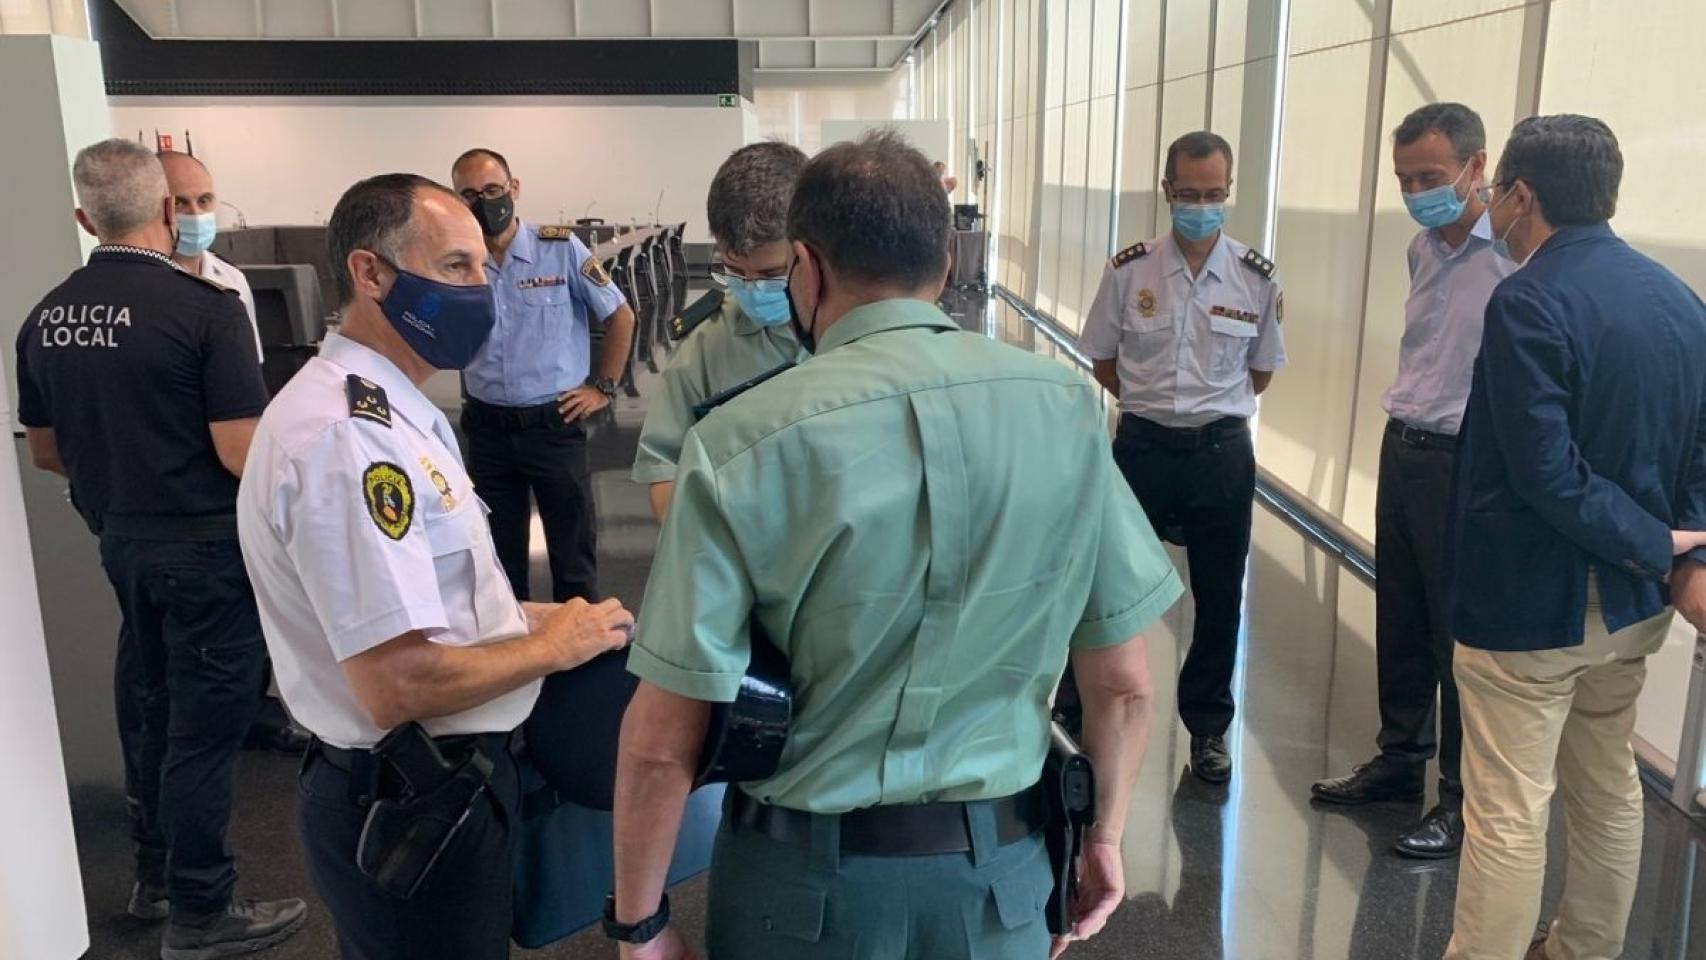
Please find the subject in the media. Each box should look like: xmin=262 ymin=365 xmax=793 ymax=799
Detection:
xmin=1118 ymin=414 xmax=1249 ymax=450
xmin=462 ymin=396 xmax=572 ymax=432
xmin=1387 ymin=418 xmax=1457 ymax=451
xmin=729 ymin=786 xmax=1047 ymax=857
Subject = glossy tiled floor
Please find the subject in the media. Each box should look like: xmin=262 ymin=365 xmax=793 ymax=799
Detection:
xmin=74 ymin=293 xmax=1706 ymax=959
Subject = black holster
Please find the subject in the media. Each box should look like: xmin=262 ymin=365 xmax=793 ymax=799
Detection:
xmin=354 ymin=723 xmax=495 ymax=900
xmin=1042 ymin=722 xmax=1096 ymax=936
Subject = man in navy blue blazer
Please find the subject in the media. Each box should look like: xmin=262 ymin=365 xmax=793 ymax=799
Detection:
xmin=1442 ymin=114 xmax=1706 ymax=960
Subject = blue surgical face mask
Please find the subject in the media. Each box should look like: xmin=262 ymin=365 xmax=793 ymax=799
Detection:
xmin=1171 ymin=202 xmax=1225 ymax=242
xmin=375 ymin=257 xmax=497 ymax=370
xmin=175 ymin=212 xmax=218 ymax=257
xmin=1403 ymin=164 xmax=1471 ymax=229
xmin=725 ymin=276 xmax=793 ymax=327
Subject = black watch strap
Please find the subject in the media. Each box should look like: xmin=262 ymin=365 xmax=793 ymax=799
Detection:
xmin=587 ymin=375 xmax=619 ymax=398
xmin=602 ymin=893 xmax=670 ymax=944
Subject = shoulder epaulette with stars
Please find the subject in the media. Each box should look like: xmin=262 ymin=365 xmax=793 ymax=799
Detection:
xmin=1240 ymin=248 xmax=1276 ymax=280
xmin=1110 ymin=242 xmax=1149 ymax=268
xmin=346 ymin=374 xmax=391 ymax=428
xmin=690 ymin=361 xmax=796 ymax=423
xmin=670 ymin=289 xmax=725 ymax=341
xmin=536 ymin=225 xmax=576 ymax=241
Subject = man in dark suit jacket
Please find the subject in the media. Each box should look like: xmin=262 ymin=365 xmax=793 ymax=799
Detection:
xmin=1441 ymin=114 xmax=1706 ymax=960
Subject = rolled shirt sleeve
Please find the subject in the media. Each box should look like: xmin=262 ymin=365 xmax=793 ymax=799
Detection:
xmin=275 ymin=423 xmax=449 ymax=661
xmin=1080 ymin=263 xmax=1123 ymax=362
xmin=569 ymin=235 xmax=630 ymax=322
xmin=628 ymin=428 xmax=755 ymax=702
xmin=1073 ymin=445 xmax=1184 ymax=648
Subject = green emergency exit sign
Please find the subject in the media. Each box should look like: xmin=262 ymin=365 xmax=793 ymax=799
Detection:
xmin=719 ymin=94 xmax=740 ymax=108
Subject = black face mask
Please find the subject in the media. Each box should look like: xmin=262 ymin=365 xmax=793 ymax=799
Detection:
xmin=785 ymin=255 xmax=818 ymax=355
xmin=470 ymin=193 xmax=515 ymax=237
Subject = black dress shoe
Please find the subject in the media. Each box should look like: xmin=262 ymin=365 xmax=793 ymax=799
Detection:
xmin=1395 ymin=801 xmax=1464 ymax=859
xmin=1190 ymin=735 xmax=1232 ymax=784
xmin=1311 ymin=760 xmax=1425 ymax=805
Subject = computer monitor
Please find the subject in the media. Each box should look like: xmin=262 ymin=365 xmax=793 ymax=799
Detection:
xmin=241 ymin=264 xmax=324 ymax=347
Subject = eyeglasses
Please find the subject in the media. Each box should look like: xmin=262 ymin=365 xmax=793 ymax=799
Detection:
xmin=458 ymin=183 xmax=510 ymax=203
xmin=1475 ymin=180 xmax=1513 ymax=205
xmin=1170 ymin=189 xmax=1229 ymax=204
xmin=709 ymin=268 xmax=788 ymax=293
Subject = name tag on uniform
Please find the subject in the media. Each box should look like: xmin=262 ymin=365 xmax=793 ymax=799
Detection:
xmin=1210 ymin=305 xmax=1258 ymax=324
xmin=517 ymin=274 xmax=568 ymax=290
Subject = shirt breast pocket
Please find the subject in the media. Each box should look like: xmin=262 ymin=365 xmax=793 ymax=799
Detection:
xmin=519 ymin=282 xmax=572 ymax=310
xmin=424 ymin=500 xmax=520 ymax=642
xmin=1208 ymin=314 xmax=1258 ymax=377
xmin=1120 ymin=310 xmax=1174 ymax=363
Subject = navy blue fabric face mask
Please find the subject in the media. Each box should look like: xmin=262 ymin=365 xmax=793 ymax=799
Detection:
xmin=375 ymin=256 xmax=497 ymax=370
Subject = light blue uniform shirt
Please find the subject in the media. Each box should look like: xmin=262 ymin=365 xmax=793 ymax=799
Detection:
xmin=463 ymin=221 xmax=628 ymax=407
xmin=1080 ymin=231 xmax=1286 ymax=428
xmin=1382 ymin=211 xmax=1515 ymax=435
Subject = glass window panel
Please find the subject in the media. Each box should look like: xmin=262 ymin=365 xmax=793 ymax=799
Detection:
xmin=1091 ymin=0 xmax=1122 ymax=100
xmin=1065 ymin=0 xmax=1093 ymax=105
xmin=1163 ymin=0 xmax=1212 ymax=82
xmin=1288 ymin=0 xmax=1388 ymax=57
xmin=1391 ymin=0 xmax=1527 ymax=33
xmin=1083 ymin=94 xmax=1120 ymax=313
xmin=1157 ymin=72 xmax=1210 ymax=167
xmin=1056 ymin=100 xmax=1092 ymax=332
xmin=1044 ymin=0 xmax=1068 ymax=110
xmin=1214 ymin=0 xmax=1282 ymax=69
xmin=1117 ymin=84 xmax=1161 ymax=244
xmin=1035 ymin=106 xmax=1067 ymax=315
xmin=1262 ymin=43 xmax=1381 ymax=512
xmin=1126 ymin=0 xmax=1164 ymax=90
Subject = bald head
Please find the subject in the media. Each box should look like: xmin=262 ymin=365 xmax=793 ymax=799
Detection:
xmin=159 ymin=151 xmax=217 ymax=218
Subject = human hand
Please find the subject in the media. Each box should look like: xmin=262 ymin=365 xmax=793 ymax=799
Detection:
xmin=521 ymin=601 xmax=556 ymax=633
xmin=559 ymin=385 xmax=612 ymax=423
xmin=619 ymin=927 xmax=696 ymax=960
xmin=539 ymin=597 xmax=633 ymax=670
xmin=1049 ymin=839 xmax=1124 ymax=959
xmin=1673 ymin=560 xmax=1706 ymax=634
xmin=1672 ymin=530 xmax=1706 ymax=556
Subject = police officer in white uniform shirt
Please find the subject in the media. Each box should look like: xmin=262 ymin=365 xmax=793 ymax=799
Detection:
xmin=1079 ymin=130 xmax=1286 ymax=786
xmin=160 ymin=151 xmax=263 ymax=363
xmin=236 ymin=173 xmax=634 ymax=960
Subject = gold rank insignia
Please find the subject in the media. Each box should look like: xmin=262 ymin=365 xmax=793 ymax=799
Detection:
xmin=419 ymin=456 xmax=456 ymax=511
xmin=346 ymin=375 xmax=391 ymax=428
xmin=1137 ymin=288 xmax=1157 ymax=318
xmin=362 ymin=462 xmax=415 ymax=541
xmin=581 ymin=257 xmax=612 ymax=287
xmin=537 ymin=224 xmax=576 ymax=240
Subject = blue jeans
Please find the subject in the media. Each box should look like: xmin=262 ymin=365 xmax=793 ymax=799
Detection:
xmin=103 ymin=535 xmax=266 ymax=919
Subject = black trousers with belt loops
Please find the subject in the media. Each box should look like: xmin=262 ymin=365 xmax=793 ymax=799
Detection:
xmin=460 ymin=396 xmax=599 ymax=603
xmin=1111 ymin=414 xmax=1255 ymax=738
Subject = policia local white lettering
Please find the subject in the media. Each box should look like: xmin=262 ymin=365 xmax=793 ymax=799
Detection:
xmin=35 ymin=302 xmax=133 ymax=348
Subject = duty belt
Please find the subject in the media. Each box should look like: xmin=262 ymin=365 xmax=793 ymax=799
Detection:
xmin=1118 ymin=414 xmax=1249 ymax=450
xmin=309 ymin=731 xmax=511 ymax=808
xmin=728 ymin=786 xmax=1047 ymax=857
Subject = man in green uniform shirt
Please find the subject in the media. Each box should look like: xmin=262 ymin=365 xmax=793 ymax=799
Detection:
xmin=608 ymin=132 xmax=1183 ymax=960
xmin=631 ymin=141 xmax=809 ymax=521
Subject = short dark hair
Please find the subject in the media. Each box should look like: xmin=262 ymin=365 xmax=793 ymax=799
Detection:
xmin=786 ymin=130 xmax=949 ymax=291
xmin=1164 ymin=131 xmax=1234 ymax=182
xmin=326 ymin=173 xmax=459 ymax=306
xmin=1496 ymin=114 xmax=1622 ymax=226
xmin=1393 ymin=102 xmax=1485 ymax=160
xmin=707 ymin=141 xmax=808 ymax=256
xmin=452 ymin=147 xmax=512 ymax=180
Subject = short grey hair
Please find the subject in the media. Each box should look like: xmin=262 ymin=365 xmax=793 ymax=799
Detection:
xmin=707 ymin=140 xmax=808 ymax=256
xmin=73 ymin=139 xmax=168 ymax=238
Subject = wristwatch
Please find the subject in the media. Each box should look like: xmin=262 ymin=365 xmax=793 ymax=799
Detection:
xmin=586 ymin=374 xmax=619 ymax=399
xmin=602 ymin=893 xmax=670 ymax=944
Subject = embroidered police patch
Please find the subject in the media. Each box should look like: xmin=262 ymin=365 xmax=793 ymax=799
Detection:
xmin=581 ymin=257 xmax=612 ymax=287
xmin=362 ymin=462 xmax=415 ymax=541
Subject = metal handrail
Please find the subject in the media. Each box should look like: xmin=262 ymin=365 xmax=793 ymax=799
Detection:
xmin=989 ymin=284 xmax=1377 ymax=586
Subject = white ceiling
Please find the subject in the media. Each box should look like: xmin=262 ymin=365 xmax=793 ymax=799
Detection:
xmin=112 ymin=0 xmax=941 ymax=72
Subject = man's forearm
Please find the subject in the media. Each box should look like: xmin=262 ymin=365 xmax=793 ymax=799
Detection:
xmin=348 ymin=630 xmax=561 ymax=730
xmin=648 ymin=482 xmax=674 ymax=524
xmin=1077 ymin=670 xmax=1153 ymax=845
xmin=597 ymin=306 xmax=638 ymax=382
xmin=614 ymin=683 xmax=710 ymax=923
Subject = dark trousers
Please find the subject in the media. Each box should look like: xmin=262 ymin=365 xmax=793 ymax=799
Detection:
xmin=297 ymin=741 xmax=521 ymax=960
xmin=102 ymin=535 xmax=267 ymax=918
xmin=461 ymin=400 xmax=598 ymax=602
xmin=1374 ymin=422 xmax=1462 ymax=791
xmin=1111 ymin=415 xmax=1255 ymax=738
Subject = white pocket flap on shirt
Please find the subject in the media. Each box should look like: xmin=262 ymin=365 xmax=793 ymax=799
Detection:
xmin=424 ymin=505 xmax=484 ymax=558
xmin=1209 ymin=314 xmax=1259 ymax=339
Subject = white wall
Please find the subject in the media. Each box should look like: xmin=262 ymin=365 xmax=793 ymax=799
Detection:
xmin=751 ymin=69 xmax=910 ymax=155
xmin=108 ymin=95 xmax=751 ymax=242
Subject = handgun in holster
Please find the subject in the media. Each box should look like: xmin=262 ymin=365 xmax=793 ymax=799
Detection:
xmin=1042 ymin=722 xmax=1096 ymax=936
xmin=354 ymin=722 xmax=495 ymax=900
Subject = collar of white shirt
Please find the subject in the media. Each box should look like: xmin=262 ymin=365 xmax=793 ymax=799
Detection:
xmin=1160 ymin=231 xmax=1232 ymax=282
xmin=318 ymin=333 xmax=449 ymax=440
xmin=1431 ymin=209 xmax=1495 ymax=259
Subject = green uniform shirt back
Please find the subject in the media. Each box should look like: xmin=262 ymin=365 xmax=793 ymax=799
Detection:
xmin=630 ymin=296 xmax=806 ymax=484
xmin=630 ymin=299 xmax=1182 ymax=813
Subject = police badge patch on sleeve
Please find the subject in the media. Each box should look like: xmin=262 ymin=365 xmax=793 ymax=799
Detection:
xmin=362 ymin=462 xmax=415 ymax=541
xmin=581 ymin=257 xmax=613 ymax=287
